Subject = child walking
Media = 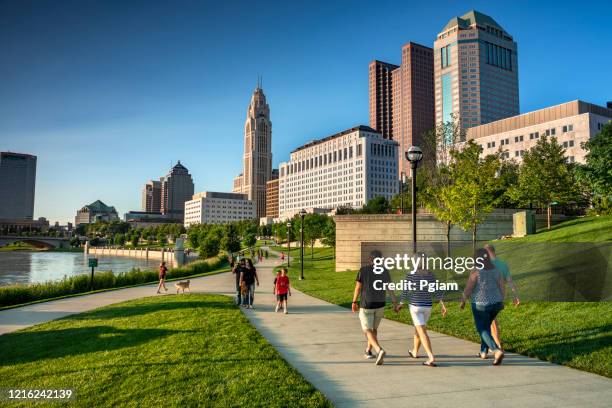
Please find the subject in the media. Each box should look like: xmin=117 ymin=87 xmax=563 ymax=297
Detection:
xmin=274 ymin=268 xmax=291 ymax=314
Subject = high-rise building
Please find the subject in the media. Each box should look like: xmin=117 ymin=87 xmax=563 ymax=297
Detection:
xmin=141 ymin=180 xmax=162 ymax=213
xmin=278 ymin=126 xmax=399 ymax=220
xmin=233 ymin=83 xmax=273 ymax=218
xmin=184 ymin=192 xmax=255 ymax=227
xmin=161 ymin=161 xmax=194 ymax=221
xmin=265 ymin=178 xmax=279 ymax=219
xmin=0 ymin=152 xmax=37 ymax=220
xmin=369 ymin=60 xmax=398 ymax=139
xmin=369 ymin=43 xmax=434 ymax=177
xmin=393 ymin=43 xmax=435 ymax=176
xmin=434 ymin=10 xmax=519 ymax=129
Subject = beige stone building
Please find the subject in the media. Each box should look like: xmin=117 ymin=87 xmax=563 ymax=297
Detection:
xmin=232 ymin=83 xmax=273 ymax=218
xmin=184 ymin=192 xmax=255 ymax=227
xmin=467 ymin=100 xmax=612 ymax=163
xmin=141 ymin=180 xmax=162 ymax=213
xmin=434 ymin=10 xmax=519 ymax=129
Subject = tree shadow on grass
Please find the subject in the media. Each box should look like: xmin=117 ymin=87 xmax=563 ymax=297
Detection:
xmin=1 ymin=325 xmax=186 ymax=366
xmin=71 ymin=299 xmax=235 ymax=320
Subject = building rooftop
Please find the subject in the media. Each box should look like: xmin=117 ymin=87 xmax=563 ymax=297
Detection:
xmin=82 ymin=200 xmax=117 ymax=213
xmin=442 ymin=10 xmax=506 ymax=34
xmin=467 ymin=100 xmax=612 ymax=139
xmin=192 ymin=191 xmax=250 ymax=200
xmin=291 ymin=125 xmax=381 ymax=154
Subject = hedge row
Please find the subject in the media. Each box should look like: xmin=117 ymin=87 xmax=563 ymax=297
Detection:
xmin=0 ymin=256 xmax=228 ymax=308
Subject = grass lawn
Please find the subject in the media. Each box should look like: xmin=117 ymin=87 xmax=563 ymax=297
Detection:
xmin=278 ymin=242 xmax=612 ymax=378
xmin=0 ymin=294 xmax=331 ymax=407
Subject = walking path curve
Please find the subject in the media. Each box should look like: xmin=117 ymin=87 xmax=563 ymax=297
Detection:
xmin=1 ymin=255 xmax=610 ymax=407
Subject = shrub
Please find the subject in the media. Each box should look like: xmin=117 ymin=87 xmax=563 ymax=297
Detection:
xmin=0 ymin=256 xmax=228 ymax=308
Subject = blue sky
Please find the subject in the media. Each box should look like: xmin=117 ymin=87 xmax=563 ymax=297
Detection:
xmin=1 ymin=0 xmax=611 ymax=223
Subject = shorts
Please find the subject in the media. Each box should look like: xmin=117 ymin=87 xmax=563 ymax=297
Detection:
xmin=276 ymin=293 xmax=288 ymax=301
xmin=409 ymin=305 xmax=432 ymax=326
xmin=358 ymin=307 xmax=385 ymax=331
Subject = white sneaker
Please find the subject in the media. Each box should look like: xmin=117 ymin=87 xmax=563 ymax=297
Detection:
xmin=376 ymin=349 xmax=386 ymax=365
xmin=364 ymin=350 xmax=375 ymax=359
xmin=284 ymin=310 xmax=288 ymax=314
xmin=275 ymin=305 xmax=280 ymax=313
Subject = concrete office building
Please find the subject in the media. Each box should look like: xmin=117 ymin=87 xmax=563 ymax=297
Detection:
xmin=467 ymin=100 xmax=612 ymax=163
xmin=434 ymin=10 xmax=519 ymax=129
xmin=75 ymin=200 xmax=119 ymax=225
xmin=184 ymin=192 xmax=255 ymax=227
xmin=278 ymin=126 xmax=399 ymax=220
xmin=232 ymin=82 xmax=273 ymax=218
xmin=161 ymin=161 xmax=194 ymax=221
xmin=0 ymin=152 xmax=37 ymax=220
xmin=369 ymin=43 xmax=434 ymax=177
xmin=141 ymin=180 xmax=162 ymax=213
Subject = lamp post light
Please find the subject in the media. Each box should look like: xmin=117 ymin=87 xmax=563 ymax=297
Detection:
xmin=286 ymin=221 xmax=292 ymax=267
xmin=299 ymin=209 xmax=307 ymax=280
xmin=405 ymin=146 xmax=423 ymax=253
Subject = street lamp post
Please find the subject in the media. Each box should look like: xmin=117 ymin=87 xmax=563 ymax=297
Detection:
xmin=399 ymin=172 xmax=407 ymax=214
xmin=299 ymin=209 xmax=306 ymax=280
xmin=286 ymin=221 xmax=291 ymax=267
xmin=405 ymin=146 xmax=423 ymax=253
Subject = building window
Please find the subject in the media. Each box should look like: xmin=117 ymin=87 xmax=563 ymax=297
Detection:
xmin=441 ymin=45 xmax=451 ymax=68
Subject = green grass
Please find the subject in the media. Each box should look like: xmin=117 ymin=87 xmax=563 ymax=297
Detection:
xmin=0 ymin=242 xmax=41 ymax=251
xmin=508 ymin=215 xmax=612 ymax=242
xmin=0 ymin=257 xmax=229 ymax=309
xmin=278 ymin=246 xmax=612 ymax=378
xmin=0 ymin=294 xmax=331 ymax=407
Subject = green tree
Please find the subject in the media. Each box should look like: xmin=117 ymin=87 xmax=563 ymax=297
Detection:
xmin=243 ymin=233 xmax=256 ymax=248
xmin=199 ymin=235 xmax=220 ymax=259
xmin=361 ymin=196 xmax=390 ymax=214
xmin=419 ymin=119 xmax=464 ymax=256
xmin=113 ymin=233 xmax=125 ymax=246
xmin=157 ymin=232 xmax=167 ymax=246
xmin=220 ymin=224 xmax=241 ymax=254
xmin=510 ymin=136 xmax=577 ymax=229
xmin=304 ymin=214 xmax=327 ymax=259
xmin=576 ymin=123 xmax=612 ymax=214
xmin=444 ymin=141 xmax=501 ymax=252
xmin=130 ymin=233 xmax=139 ymax=247
xmin=320 ymin=217 xmax=336 ymax=259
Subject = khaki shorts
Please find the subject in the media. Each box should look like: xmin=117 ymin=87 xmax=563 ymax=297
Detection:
xmin=358 ymin=307 xmax=385 ymax=331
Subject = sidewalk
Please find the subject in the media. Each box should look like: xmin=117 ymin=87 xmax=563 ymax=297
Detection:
xmin=1 ymin=256 xmax=611 ymax=407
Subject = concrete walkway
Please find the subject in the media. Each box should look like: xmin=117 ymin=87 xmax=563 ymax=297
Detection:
xmin=1 ymin=256 xmax=611 ymax=407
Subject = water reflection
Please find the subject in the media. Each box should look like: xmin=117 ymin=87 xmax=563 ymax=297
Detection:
xmin=0 ymin=252 xmax=161 ymax=286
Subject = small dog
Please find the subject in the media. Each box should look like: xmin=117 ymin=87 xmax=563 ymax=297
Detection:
xmin=175 ymin=280 xmax=190 ymax=294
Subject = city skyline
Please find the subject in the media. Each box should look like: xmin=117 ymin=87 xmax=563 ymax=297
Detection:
xmin=1 ymin=1 xmax=611 ymax=223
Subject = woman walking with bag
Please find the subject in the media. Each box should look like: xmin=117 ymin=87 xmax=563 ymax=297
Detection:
xmin=460 ymin=248 xmax=506 ymax=365
xmin=240 ymin=259 xmax=259 ymax=309
xmin=156 ymin=261 xmax=168 ymax=294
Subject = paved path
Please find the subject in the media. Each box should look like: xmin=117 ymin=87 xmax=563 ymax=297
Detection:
xmin=1 ymin=256 xmax=611 ymax=407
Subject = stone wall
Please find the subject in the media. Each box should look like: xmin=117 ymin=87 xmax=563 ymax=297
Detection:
xmin=88 ymin=247 xmax=179 ymax=267
xmin=334 ymin=210 xmax=569 ymax=271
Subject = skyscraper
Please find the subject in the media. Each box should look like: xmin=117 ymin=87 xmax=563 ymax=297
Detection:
xmin=141 ymin=180 xmax=162 ymax=213
xmin=369 ymin=60 xmax=399 ymax=139
xmin=161 ymin=161 xmax=194 ymax=221
xmin=369 ymin=43 xmax=434 ymax=176
xmin=434 ymin=10 xmax=519 ymax=129
xmin=393 ymin=42 xmax=434 ymax=176
xmin=0 ymin=152 xmax=37 ymax=220
xmin=233 ymin=83 xmax=273 ymax=218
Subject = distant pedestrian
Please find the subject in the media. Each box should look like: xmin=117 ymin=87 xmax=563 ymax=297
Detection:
xmin=274 ymin=268 xmax=291 ymax=314
xmin=156 ymin=261 xmax=168 ymax=294
xmin=485 ymin=244 xmax=519 ymax=352
xmin=240 ymin=258 xmax=259 ymax=308
xmin=352 ymin=249 xmax=398 ymax=365
xmin=395 ymin=253 xmax=447 ymax=367
xmin=280 ymin=252 xmax=285 ymax=261
xmin=460 ymin=248 xmax=506 ymax=365
xmin=233 ymin=258 xmax=246 ymax=305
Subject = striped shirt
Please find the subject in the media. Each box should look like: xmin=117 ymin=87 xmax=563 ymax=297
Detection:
xmin=400 ymin=270 xmax=443 ymax=307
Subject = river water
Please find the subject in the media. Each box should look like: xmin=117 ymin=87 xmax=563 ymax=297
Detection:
xmin=0 ymin=252 xmax=161 ymax=286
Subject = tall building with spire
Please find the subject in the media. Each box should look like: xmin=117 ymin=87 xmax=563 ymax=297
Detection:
xmin=232 ymin=81 xmax=272 ymax=218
